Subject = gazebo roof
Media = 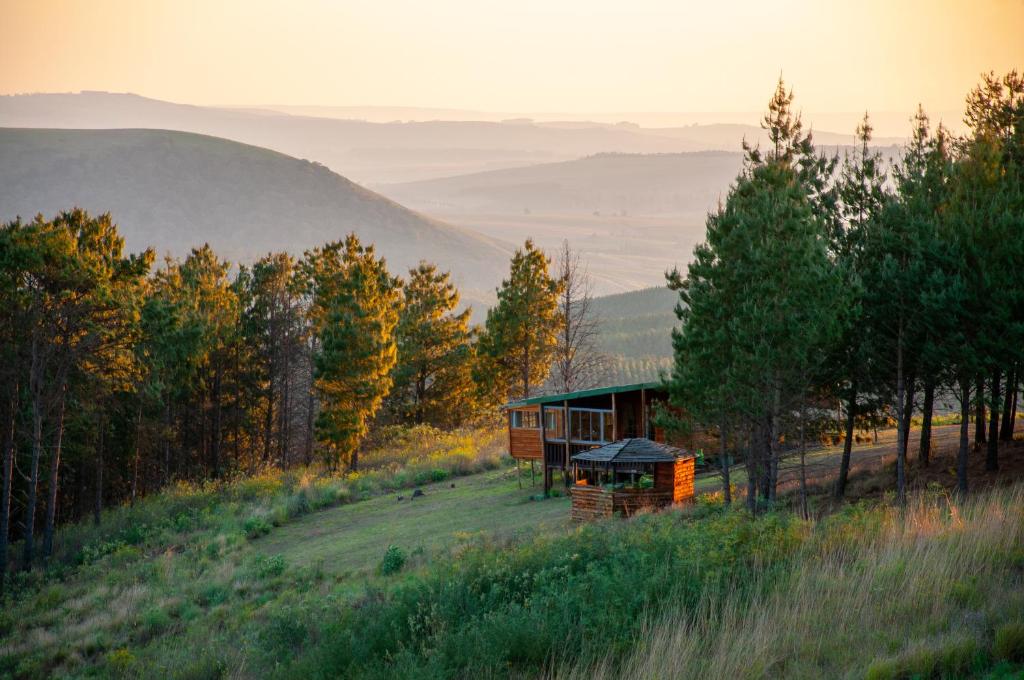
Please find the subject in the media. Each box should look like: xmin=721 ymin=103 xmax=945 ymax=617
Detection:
xmin=571 ymin=438 xmax=692 ymax=464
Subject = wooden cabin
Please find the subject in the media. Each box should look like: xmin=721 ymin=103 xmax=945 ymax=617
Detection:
xmin=569 ymin=438 xmax=695 ymax=521
xmin=504 ymin=381 xmax=695 ymax=493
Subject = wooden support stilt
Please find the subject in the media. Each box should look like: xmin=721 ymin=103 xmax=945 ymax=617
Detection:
xmin=530 ymin=459 xmax=536 ymax=487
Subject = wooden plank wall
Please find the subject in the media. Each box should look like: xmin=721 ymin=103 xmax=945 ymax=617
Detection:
xmin=508 ymin=406 xmax=542 ymax=460
xmin=672 ymin=457 xmax=696 ymax=503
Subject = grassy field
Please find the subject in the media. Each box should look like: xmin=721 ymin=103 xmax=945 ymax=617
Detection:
xmin=255 ymin=467 xmax=570 ymax=575
xmin=2 ymin=425 xmax=1023 ymax=679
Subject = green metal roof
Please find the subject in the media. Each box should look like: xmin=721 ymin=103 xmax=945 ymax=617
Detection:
xmin=502 ymin=381 xmax=662 ymax=409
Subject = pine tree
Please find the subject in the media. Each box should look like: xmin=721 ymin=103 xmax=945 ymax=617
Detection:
xmin=387 ymin=262 xmax=478 ymax=427
xmin=832 ymin=113 xmax=891 ymax=497
xmin=862 ymin=109 xmax=952 ymax=503
xmin=309 ymin=235 xmax=400 ymax=469
xmin=665 ymin=79 xmax=845 ymax=511
xmin=476 ymin=239 xmax=562 ymax=401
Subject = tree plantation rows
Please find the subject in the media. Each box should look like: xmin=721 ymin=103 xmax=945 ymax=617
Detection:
xmin=664 ymin=72 xmax=1024 ymax=512
xmin=0 ymin=212 xmax=585 ymax=583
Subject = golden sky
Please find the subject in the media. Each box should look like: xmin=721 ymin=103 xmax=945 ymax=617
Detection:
xmin=2 ymin=0 xmax=1022 ymax=117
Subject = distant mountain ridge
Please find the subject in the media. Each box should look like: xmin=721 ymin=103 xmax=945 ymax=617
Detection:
xmin=0 ymin=92 xmax=904 ymax=185
xmin=0 ymin=127 xmax=512 ymax=305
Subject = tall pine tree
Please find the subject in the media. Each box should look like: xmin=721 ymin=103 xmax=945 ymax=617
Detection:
xmin=310 ymin=235 xmax=400 ymax=470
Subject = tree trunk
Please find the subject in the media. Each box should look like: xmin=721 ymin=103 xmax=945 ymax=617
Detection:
xmin=163 ymin=398 xmax=172 ymax=484
xmin=212 ymin=367 xmax=223 ymax=478
xmin=835 ymin=386 xmax=857 ymax=499
xmin=94 ymin=422 xmax=104 ymax=525
xmin=305 ymin=339 xmax=316 ymax=466
xmin=745 ymin=435 xmax=757 ymax=515
xmin=130 ymin=403 xmax=142 ymax=505
xmin=895 ymin=326 xmax=907 ymax=506
xmin=798 ymin=406 xmax=808 ymax=520
xmin=0 ymin=387 xmax=17 ymax=592
xmin=919 ymin=380 xmax=935 ymax=467
xmin=975 ymin=375 xmax=987 ymax=444
xmin=957 ymin=377 xmax=970 ymax=496
xmin=42 ymin=381 xmax=68 ymax=560
xmin=263 ymin=372 xmax=274 ymax=465
xmin=999 ymin=367 xmax=1015 ymax=441
xmin=719 ymin=421 xmax=731 ymax=506
xmin=280 ymin=338 xmax=291 ymax=467
xmin=23 ymin=336 xmax=44 ymax=570
xmin=1010 ymin=377 xmax=1019 ymax=440
xmin=986 ymin=369 xmax=1000 ymax=471
xmin=900 ymin=376 xmax=914 ymax=463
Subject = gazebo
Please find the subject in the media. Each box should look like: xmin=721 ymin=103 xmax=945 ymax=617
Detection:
xmin=568 ymin=438 xmax=695 ymax=521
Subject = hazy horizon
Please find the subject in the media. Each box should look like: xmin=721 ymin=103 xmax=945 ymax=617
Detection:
xmin=3 ymin=0 xmax=1022 ymax=138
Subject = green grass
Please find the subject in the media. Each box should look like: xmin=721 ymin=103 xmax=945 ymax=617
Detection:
xmin=0 ymin=426 xmax=526 ymax=679
xmin=255 ymin=468 xmax=569 ymax=575
xmin=2 ymin=425 xmax=1022 ymax=680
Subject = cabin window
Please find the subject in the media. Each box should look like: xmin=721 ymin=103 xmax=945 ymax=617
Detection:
xmin=570 ymin=408 xmax=613 ymax=443
xmin=510 ymin=410 xmax=539 ymax=429
xmin=543 ymin=408 xmax=565 ymax=439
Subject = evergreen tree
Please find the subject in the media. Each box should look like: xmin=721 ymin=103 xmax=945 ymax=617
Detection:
xmin=665 ymin=80 xmax=845 ymax=511
xmin=861 ymin=109 xmax=952 ymax=503
xmin=238 ymin=253 xmax=305 ymax=467
xmin=832 ymin=113 xmax=890 ymax=497
xmin=477 ymin=239 xmax=561 ymax=401
xmin=387 ymin=262 xmax=478 ymax=427
xmin=309 ymin=235 xmax=400 ymax=469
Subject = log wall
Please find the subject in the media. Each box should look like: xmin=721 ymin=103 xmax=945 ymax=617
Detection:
xmin=569 ymin=485 xmax=615 ymax=521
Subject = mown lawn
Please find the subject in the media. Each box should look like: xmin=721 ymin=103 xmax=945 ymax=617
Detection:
xmin=254 ymin=467 xmax=571 ymax=574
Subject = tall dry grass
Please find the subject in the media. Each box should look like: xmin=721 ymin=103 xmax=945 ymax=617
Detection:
xmin=565 ymin=485 xmax=1024 ymax=680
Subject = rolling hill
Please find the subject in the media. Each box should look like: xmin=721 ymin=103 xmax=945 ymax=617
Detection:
xmin=0 ymin=128 xmax=512 ymax=303
xmin=591 ymin=286 xmax=680 ymax=382
xmin=378 ymin=151 xmax=747 ymax=216
xmin=0 ymin=93 xmax=904 ymax=185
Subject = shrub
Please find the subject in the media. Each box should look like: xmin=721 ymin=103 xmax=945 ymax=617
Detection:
xmin=244 ymin=515 xmax=272 ymax=539
xmin=253 ymin=554 xmax=287 ymax=579
xmin=257 ymin=606 xmax=309 ymax=660
xmin=379 ymin=545 xmax=407 ymax=575
xmin=994 ymin=622 xmax=1024 ymax=663
xmin=866 ymin=637 xmax=982 ymax=680
xmin=140 ymin=607 xmax=172 ymax=638
xmin=196 ymin=582 xmax=231 ymax=607
xmin=106 ymin=648 xmax=135 ymax=677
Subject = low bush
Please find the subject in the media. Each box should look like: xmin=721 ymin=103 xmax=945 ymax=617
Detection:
xmin=379 ymin=545 xmax=407 ymax=575
xmin=994 ymin=622 xmax=1024 ymax=663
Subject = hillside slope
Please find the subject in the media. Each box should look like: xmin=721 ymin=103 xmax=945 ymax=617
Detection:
xmin=0 ymin=93 xmax=710 ymax=184
xmin=0 ymin=93 xmax=903 ymax=185
xmin=379 ymin=151 xmax=746 ymax=217
xmin=0 ymin=128 xmax=512 ymax=299
xmin=591 ymin=286 xmax=679 ymax=382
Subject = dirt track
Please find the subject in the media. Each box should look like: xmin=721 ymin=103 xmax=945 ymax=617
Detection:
xmin=697 ymin=422 xmax=1020 ymax=496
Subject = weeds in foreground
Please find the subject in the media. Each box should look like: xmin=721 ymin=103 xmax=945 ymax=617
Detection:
xmin=564 ymin=486 xmax=1024 ymax=680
